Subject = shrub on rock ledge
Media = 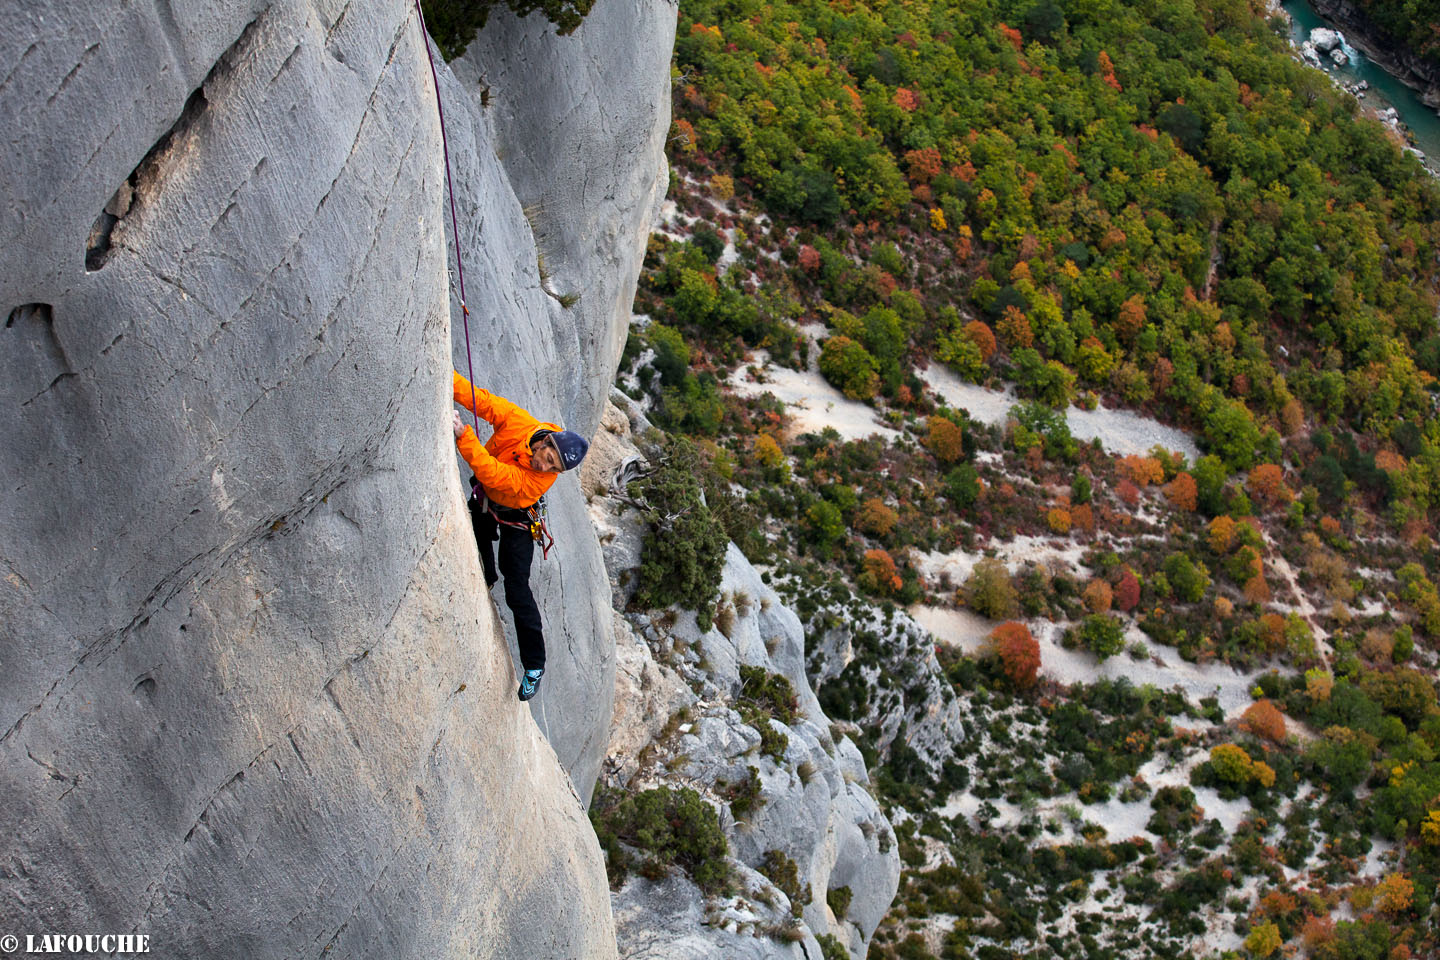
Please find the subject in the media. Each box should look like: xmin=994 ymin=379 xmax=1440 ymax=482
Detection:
xmin=630 ymin=437 xmax=728 ymax=629
xmin=590 ymin=785 xmax=730 ymax=895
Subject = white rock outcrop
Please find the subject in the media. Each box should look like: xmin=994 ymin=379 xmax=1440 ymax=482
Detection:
xmin=589 ymin=404 xmax=901 ymax=960
xmin=1 ymin=1 xmax=673 ymax=955
xmin=1310 ymin=26 xmax=1343 ymax=51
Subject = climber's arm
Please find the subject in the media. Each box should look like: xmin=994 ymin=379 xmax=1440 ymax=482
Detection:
xmin=453 ymin=370 xmax=525 ymax=429
xmin=455 ymin=423 xmax=538 ymax=503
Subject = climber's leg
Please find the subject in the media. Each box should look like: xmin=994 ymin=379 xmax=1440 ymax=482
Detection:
xmin=497 ymin=521 xmax=546 ymax=672
xmin=468 ymin=495 xmax=500 ymax=588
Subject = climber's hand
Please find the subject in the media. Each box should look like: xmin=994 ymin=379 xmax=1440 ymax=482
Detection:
xmin=452 ymin=409 xmax=466 ymax=439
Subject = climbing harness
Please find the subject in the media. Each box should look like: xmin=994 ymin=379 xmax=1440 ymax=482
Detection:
xmin=412 ymin=0 xmax=480 ymax=432
xmin=472 ymin=485 xmax=557 ymax=560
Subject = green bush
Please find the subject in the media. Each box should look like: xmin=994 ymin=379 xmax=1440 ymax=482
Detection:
xmin=945 ymin=464 xmax=982 ymax=509
xmin=718 ymin=765 xmax=764 ymax=820
xmin=739 ymin=666 xmax=800 ymax=725
xmin=691 ymin=225 xmax=726 ymax=264
xmin=1076 ymin=614 xmax=1125 ymax=661
xmin=738 ymin=666 xmax=798 ymax=760
xmin=816 ymin=933 xmax=848 ymax=960
xmin=964 ymin=558 xmax=1018 ymax=619
xmin=1163 ymin=553 xmax=1211 ymax=603
xmin=631 ymin=437 xmax=729 ymax=628
xmin=827 ymin=884 xmax=853 ymax=919
xmin=805 ymin=499 xmax=847 ymax=558
xmin=590 ymin=785 xmax=730 ymax=894
xmin=818 ymin=336 xmax=880 ymax=400
xmin=648 ymin=322 xmax=691 ymax=388
xmin=759 ymin=849 xmax=811 ymax=915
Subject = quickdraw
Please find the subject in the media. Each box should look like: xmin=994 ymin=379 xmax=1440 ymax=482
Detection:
xmin=473 ymin=486 xmax=556 ymax=560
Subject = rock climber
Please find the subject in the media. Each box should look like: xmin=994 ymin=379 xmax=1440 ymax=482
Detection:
xmin=451 ymin=370 xmax=589 ymax=701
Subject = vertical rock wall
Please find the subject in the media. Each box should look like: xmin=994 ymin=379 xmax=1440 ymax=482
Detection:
xmin=0 ymin=0 xmax=669 ymax=954
xmin=431 ymin=0 xmax=676 ymax=798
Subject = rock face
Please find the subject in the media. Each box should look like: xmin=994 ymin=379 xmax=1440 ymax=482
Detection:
xmin=1 ymin=0 xmax=670 ymax=955
xmin=433 ymin=2 xmax=675 ymax=798
xmin=588 ymin=404 xmax=901 ymax=960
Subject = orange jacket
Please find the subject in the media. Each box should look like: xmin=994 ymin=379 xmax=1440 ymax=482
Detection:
xmin=453 ymin=371 xmax=561 ymax=509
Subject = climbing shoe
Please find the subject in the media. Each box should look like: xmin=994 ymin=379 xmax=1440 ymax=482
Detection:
xmin=518 ymin=668 xmax=544 ymax=701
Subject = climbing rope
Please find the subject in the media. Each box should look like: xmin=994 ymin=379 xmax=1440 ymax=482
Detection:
xmin=412 ymin=0 xmax=480 ymax=431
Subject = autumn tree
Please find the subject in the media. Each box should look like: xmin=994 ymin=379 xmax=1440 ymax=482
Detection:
xmin=1083 ymin=579 xmax=1113 ymax=613
xmin=856 ymin=497 xmax=898 ymax=537
xmin=1208 ymin=515 xmax=1237 ymax=553
xmin=1163 ymin=472 xmax=1198 ymax=512
xmin=1243 ymin=921 xmax=1281 ymax=957
xmin=1047 ymin=506 xmax=1072 ymax=533
xmin=753 ymin=433 xmax=786 ymax=470
xmin=989 ymin=621 xmax=1041 ymax=689
xmin=1118 ymin=455 xmax=1165 ymax=487
xmin=996 ymin=305 xmax=1034 ymax=349
xmin=963 ymin=319 xmax=997 ymax=361
xmin=926 ymin=416 xmax=964 ymax=463
xmin=860 ymin=548 xmax=902 ymax=595
xmin=1247 ymin=464 xmax=1291 ymax=509
xmin=1114 ymin=294 xmax=1146 ymax=343
xmin=1239 ymin=699 xmax=1286 ymax=742
xmin=1113 ymin=567 xmax=1141 ymax=612
xmin=1374 ymin=873 xmax=1414 ymax=915
xmin=1305 ymin=669 xmax=1334 ymax=703
xmin=1243 ymin=574 xmax=1272 ymax=605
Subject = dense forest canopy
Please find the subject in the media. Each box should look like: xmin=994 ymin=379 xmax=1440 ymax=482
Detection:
xmin=663 ymin=0 xmax=1440 ymax=518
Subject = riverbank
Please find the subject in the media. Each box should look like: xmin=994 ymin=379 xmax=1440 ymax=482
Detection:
xmin=1279 ymin=0 xmax=1440 ymax=172
xmin=1310 ymin=0 xmax=1440 ymax=109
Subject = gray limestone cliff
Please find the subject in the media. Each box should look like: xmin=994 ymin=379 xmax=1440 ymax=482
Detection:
xmin=584 ymin=401 xmax=902 ymax=960
xmin=0 ymin=0 xmax=671 ymax=956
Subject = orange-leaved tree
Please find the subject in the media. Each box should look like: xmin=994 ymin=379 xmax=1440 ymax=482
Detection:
xmin=1239 ymin=699 xmax=1286 ymax=742
xmin=989 ymin=621 xmax=1040 ymax=689
xmin=1163 ymin=472 xmax=1197 ymax=512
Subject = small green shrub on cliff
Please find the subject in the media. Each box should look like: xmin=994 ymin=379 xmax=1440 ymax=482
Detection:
xmin=815 ymin=933 xmax=848 ymax=960
xmin=421 ymin=0 xmax=595 ymax=59
xmin=738 ymin=665 xmax=799 ymax=760
xmin=590 ymin=785 xmax=730 ymax=894
xmin=739 ymin=665 xmax=799 ymax=725
xmin=827 ymin=884 xmax=853 ymax=919
xmin=759 ymin=849 xmax=811 ymax=916
xmin=630 ymin=437 xmax=728 ymax=628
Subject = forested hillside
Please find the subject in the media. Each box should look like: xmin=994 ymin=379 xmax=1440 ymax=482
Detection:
xmin=597 ymin=0 xmax=1440 ymax=956
xmin=664 ymin=0 xmax=1440 ymax=495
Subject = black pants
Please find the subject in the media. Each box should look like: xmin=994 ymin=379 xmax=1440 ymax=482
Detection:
xmin=469 ymin=496 xmax=546 ymax=672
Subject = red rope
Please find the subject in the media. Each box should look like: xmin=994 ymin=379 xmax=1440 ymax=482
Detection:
xmin=413 ymin=0 xmax=480 ymax=431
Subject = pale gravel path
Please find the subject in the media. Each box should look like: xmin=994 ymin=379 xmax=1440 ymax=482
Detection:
xmin=726 ymin=322 xmax=901 ymax=443
xmin=920 ymin=363 xmax=1202 ymax=461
